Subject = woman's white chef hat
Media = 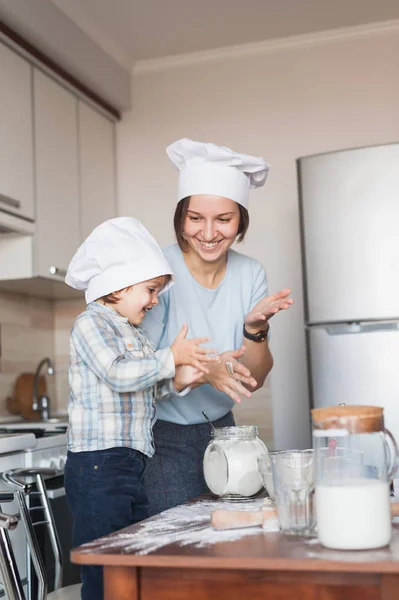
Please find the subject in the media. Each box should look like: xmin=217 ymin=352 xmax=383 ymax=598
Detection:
xmin=166 ymin=138 xmax=270 ymax=209
xmin=65 ymin=217 xmax=174 ymax=304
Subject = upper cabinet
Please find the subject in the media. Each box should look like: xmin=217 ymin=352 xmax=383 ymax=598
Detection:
xmin=33 ymin=70 xmax=80 ymax=278
xmin=0 ymin=43 xmax=35 ymax=220
xmin=0 ymin=40 xmax=117 ymax=297
xmin=79 ymin=102 xmax=116 ymax=240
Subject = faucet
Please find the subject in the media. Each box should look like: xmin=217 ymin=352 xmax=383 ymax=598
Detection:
xmin=32 ymin=358 xmax=54 ymax=421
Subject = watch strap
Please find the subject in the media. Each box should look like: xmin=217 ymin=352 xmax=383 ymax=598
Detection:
xmin=243 ymin=323 xmax=269 ymax=342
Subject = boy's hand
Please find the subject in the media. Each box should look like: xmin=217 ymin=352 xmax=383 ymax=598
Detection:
xmin=174 ymin=365 xmax=203 ymax=391
xmin=171 ymin=324 xmax=219 ymax=374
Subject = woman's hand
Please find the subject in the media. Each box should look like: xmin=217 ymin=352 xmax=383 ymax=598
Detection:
xmin=171 ymin=323 xmax=220 ymax=373
xmin=245 ymin=288 xmax=294 ymax=332
xmin=203 ymin=347 xmax=257 ymax=404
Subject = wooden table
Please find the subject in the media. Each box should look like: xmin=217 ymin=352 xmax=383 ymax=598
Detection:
xmin=71 ymin=498 xmax=399 ymax=599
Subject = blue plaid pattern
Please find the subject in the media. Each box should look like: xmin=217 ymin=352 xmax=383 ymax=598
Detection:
xmin=67 ymin=302 xmax=175 ymax=456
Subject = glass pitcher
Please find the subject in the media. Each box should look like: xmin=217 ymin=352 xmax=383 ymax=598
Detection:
xmin=312 ymin=405 xmax=398 ymax=550
xmin=203 ymin=426 xmax=267 ymax=500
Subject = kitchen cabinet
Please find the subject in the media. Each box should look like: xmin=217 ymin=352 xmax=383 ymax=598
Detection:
xmin=79 ymin=101 xmax=116 ymax=240
xmin=0 ymin=42 xmax=35 ymax=220
xmin=0 ymin=40 xmax=117 ymax=297
xmin=33 ymin=69 xmax=80 ymax=278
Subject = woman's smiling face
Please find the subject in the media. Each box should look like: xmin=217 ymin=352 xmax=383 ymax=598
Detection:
xmin=182 ymin=195 xmax=241 ymax=263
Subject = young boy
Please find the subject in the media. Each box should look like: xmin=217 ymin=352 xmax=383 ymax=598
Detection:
xmin=64 ymin=217 xmax=218 ymax=600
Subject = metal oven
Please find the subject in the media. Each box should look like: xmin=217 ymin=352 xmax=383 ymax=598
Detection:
xmin=0 ymin=450 xmax=29 ymax=599
xmin=27 ymin=474 xmax=80 ymax=598
xmin=0 ymin=423 xmax=80 ymax=599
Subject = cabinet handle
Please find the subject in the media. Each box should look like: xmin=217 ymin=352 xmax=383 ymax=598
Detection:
xmin=0 ymin=194 xmax=21 ymax=210
xmin=49 ymin=266 xmax=67 ymax=278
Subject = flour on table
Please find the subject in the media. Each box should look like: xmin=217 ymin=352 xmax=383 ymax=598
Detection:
xmin=79 ymin=498 xmax=279 ymax=555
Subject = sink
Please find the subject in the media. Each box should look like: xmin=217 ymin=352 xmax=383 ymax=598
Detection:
xmin=41 ymin=418 xmax=68 ymax=425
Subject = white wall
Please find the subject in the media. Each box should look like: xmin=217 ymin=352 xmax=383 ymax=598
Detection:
xmin=117 ymin=26 xmax=399 ymax=450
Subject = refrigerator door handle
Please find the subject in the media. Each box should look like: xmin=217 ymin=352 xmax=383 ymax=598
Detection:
xmin=307 ymin=322 xmax=399 ymax=335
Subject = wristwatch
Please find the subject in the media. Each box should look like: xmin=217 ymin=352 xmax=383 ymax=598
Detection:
xmin=243 ymin=323 xmax=269 ymax=343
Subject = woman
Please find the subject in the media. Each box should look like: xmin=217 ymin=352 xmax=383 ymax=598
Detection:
xmin=143 ymin=138 xmax=293 ymax=514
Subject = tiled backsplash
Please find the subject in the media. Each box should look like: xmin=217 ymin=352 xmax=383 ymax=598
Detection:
xmin=0 ymin=292 xmax=274 ymax=447
xmin=0 ymin=291 xmax=84 ymax=416
xmin=54 ymin=298 xmax=85 ymax=411
xmin=0 ymin=291 xmax=56 ymax=415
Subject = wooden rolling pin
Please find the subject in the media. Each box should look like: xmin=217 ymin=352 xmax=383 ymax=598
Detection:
xmin=211 ymin=505 xmax=277 ymax=530
xmin=211 ymin=500 xmax=399 ymax=531
xmin=391 ymin=500 xmax=399 ymax=518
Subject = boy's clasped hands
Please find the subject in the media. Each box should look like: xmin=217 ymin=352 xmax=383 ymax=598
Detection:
xmin=170 ymin=323 xmax=220 ymax=391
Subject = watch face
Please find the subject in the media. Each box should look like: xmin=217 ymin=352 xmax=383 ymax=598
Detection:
xmin=255 ymin=331 xmax=268 ymax=341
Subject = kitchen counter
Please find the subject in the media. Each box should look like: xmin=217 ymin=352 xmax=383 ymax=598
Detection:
xmin=71 ymin=498 xmax=399 ymax=599
xmin=0 ymin=432 xmax=36 ymax=453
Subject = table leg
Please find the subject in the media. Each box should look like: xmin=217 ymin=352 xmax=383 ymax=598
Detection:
xmin=104 ymin=566 xmax=139 ymax=600
xmin=381 ymin=575 xmax=399 ymax=600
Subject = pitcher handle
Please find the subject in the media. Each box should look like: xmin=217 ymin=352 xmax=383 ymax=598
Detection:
xmin=384 ymin=428 xmax=399 ymax=479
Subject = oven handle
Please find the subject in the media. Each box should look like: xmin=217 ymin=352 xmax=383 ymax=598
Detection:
xmin=2 ymin=468 xmax=57 ymax=494
xmin=14 ymin=490 xmax=47 ymax=600
xmin=2 ymin=468 xmax=63 ymax=592
xmin=0 ymin=510 xmax=25 ymax=600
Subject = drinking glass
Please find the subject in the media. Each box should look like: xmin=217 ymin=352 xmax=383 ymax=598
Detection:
xmin=270 ymin=449 xmax=315 ymax=536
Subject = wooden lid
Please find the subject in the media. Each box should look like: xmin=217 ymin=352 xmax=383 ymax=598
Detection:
xmin=311 ymin=405 xmax=384 ymax=434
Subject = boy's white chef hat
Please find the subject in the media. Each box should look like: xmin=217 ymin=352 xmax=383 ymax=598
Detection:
xmin=65 ymin=217 xmax=174 ymax=304
xmin=166 ymin=138 xmax=270 ymax=209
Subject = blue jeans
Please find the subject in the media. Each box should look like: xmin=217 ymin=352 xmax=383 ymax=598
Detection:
xmin=144 ymin=411 xmax=235 ymax=515
xmin=65 ymin=447 xmax=148 ymax=600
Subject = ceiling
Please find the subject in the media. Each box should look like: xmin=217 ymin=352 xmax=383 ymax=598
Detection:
xmin=50 ymin=0 xmax=399 ymax=67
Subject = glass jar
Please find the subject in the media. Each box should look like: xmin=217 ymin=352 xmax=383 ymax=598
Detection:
xmin=312 ymin=405 xmax=398 ymax=550
xmin=203 ymin=426 xmax=267 ymax=500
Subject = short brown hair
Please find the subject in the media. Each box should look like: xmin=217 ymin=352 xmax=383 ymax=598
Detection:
xmin=99 ymin=286 xmax=132 ymax=305
xmin=173 ymin=197 xmax=250 ymax=251
xmin=99 ymin=274 xmax=172 ymax=304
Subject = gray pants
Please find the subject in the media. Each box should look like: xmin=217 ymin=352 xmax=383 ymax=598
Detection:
xmin=145 ymin=412 xmax=235 ymax=516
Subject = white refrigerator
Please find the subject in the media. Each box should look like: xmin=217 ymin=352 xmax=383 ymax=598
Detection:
xmin=298 ymin=142 xmax=399 ymax=445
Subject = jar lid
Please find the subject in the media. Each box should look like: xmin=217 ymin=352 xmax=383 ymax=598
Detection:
xmin=311 ymin=405 xmax=384 ymax=434
xmin=211 ymin=425 xmax=259 ymax=440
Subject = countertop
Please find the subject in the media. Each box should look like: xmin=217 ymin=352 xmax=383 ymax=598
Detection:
xmin=71 ymin=497 xmax=399 ymax=573
xmin=0 ymin=432 xmax=36 ymax=453
xmin=0 ymin=413 xmax=68 ymax=425
xmin=0 ymin=414 xmax=68 ymax=453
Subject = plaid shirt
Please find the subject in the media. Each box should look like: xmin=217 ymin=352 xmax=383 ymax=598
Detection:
xmin=67 ymin=302 xmax=175 ymax=456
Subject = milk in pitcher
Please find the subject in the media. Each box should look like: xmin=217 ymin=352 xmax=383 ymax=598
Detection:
xmin=315 ymin=479 xmax=391 ymax=550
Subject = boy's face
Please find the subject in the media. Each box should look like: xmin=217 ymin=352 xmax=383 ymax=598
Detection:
xmin=115 ymin=275 xmax=168 ymax=325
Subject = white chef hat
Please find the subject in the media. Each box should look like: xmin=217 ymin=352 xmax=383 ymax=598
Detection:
xmin=65 ymin=217 xmax=174 ymax=304
xmin=166 ymin=138 xmax=270 ymax=209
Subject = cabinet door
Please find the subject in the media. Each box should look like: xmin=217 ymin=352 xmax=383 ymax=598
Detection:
xmin=79 ymin=101 xmax=116 ymax=240
xmin=0 ymin=42 xmax=35 ymax=219
xmin=33 ymin=69 xmax=80 ymax=278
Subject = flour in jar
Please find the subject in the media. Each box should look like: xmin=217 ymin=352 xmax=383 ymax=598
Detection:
xmin=204 ymin=439 xmax=265 ymax=497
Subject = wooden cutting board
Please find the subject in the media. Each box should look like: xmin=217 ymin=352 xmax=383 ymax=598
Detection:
xmin=6 ymin=373 xmax=46 ymax=421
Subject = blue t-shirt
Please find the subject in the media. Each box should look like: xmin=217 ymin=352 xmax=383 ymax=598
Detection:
xmin=143 ymin=243 xmax=268 ymax=425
